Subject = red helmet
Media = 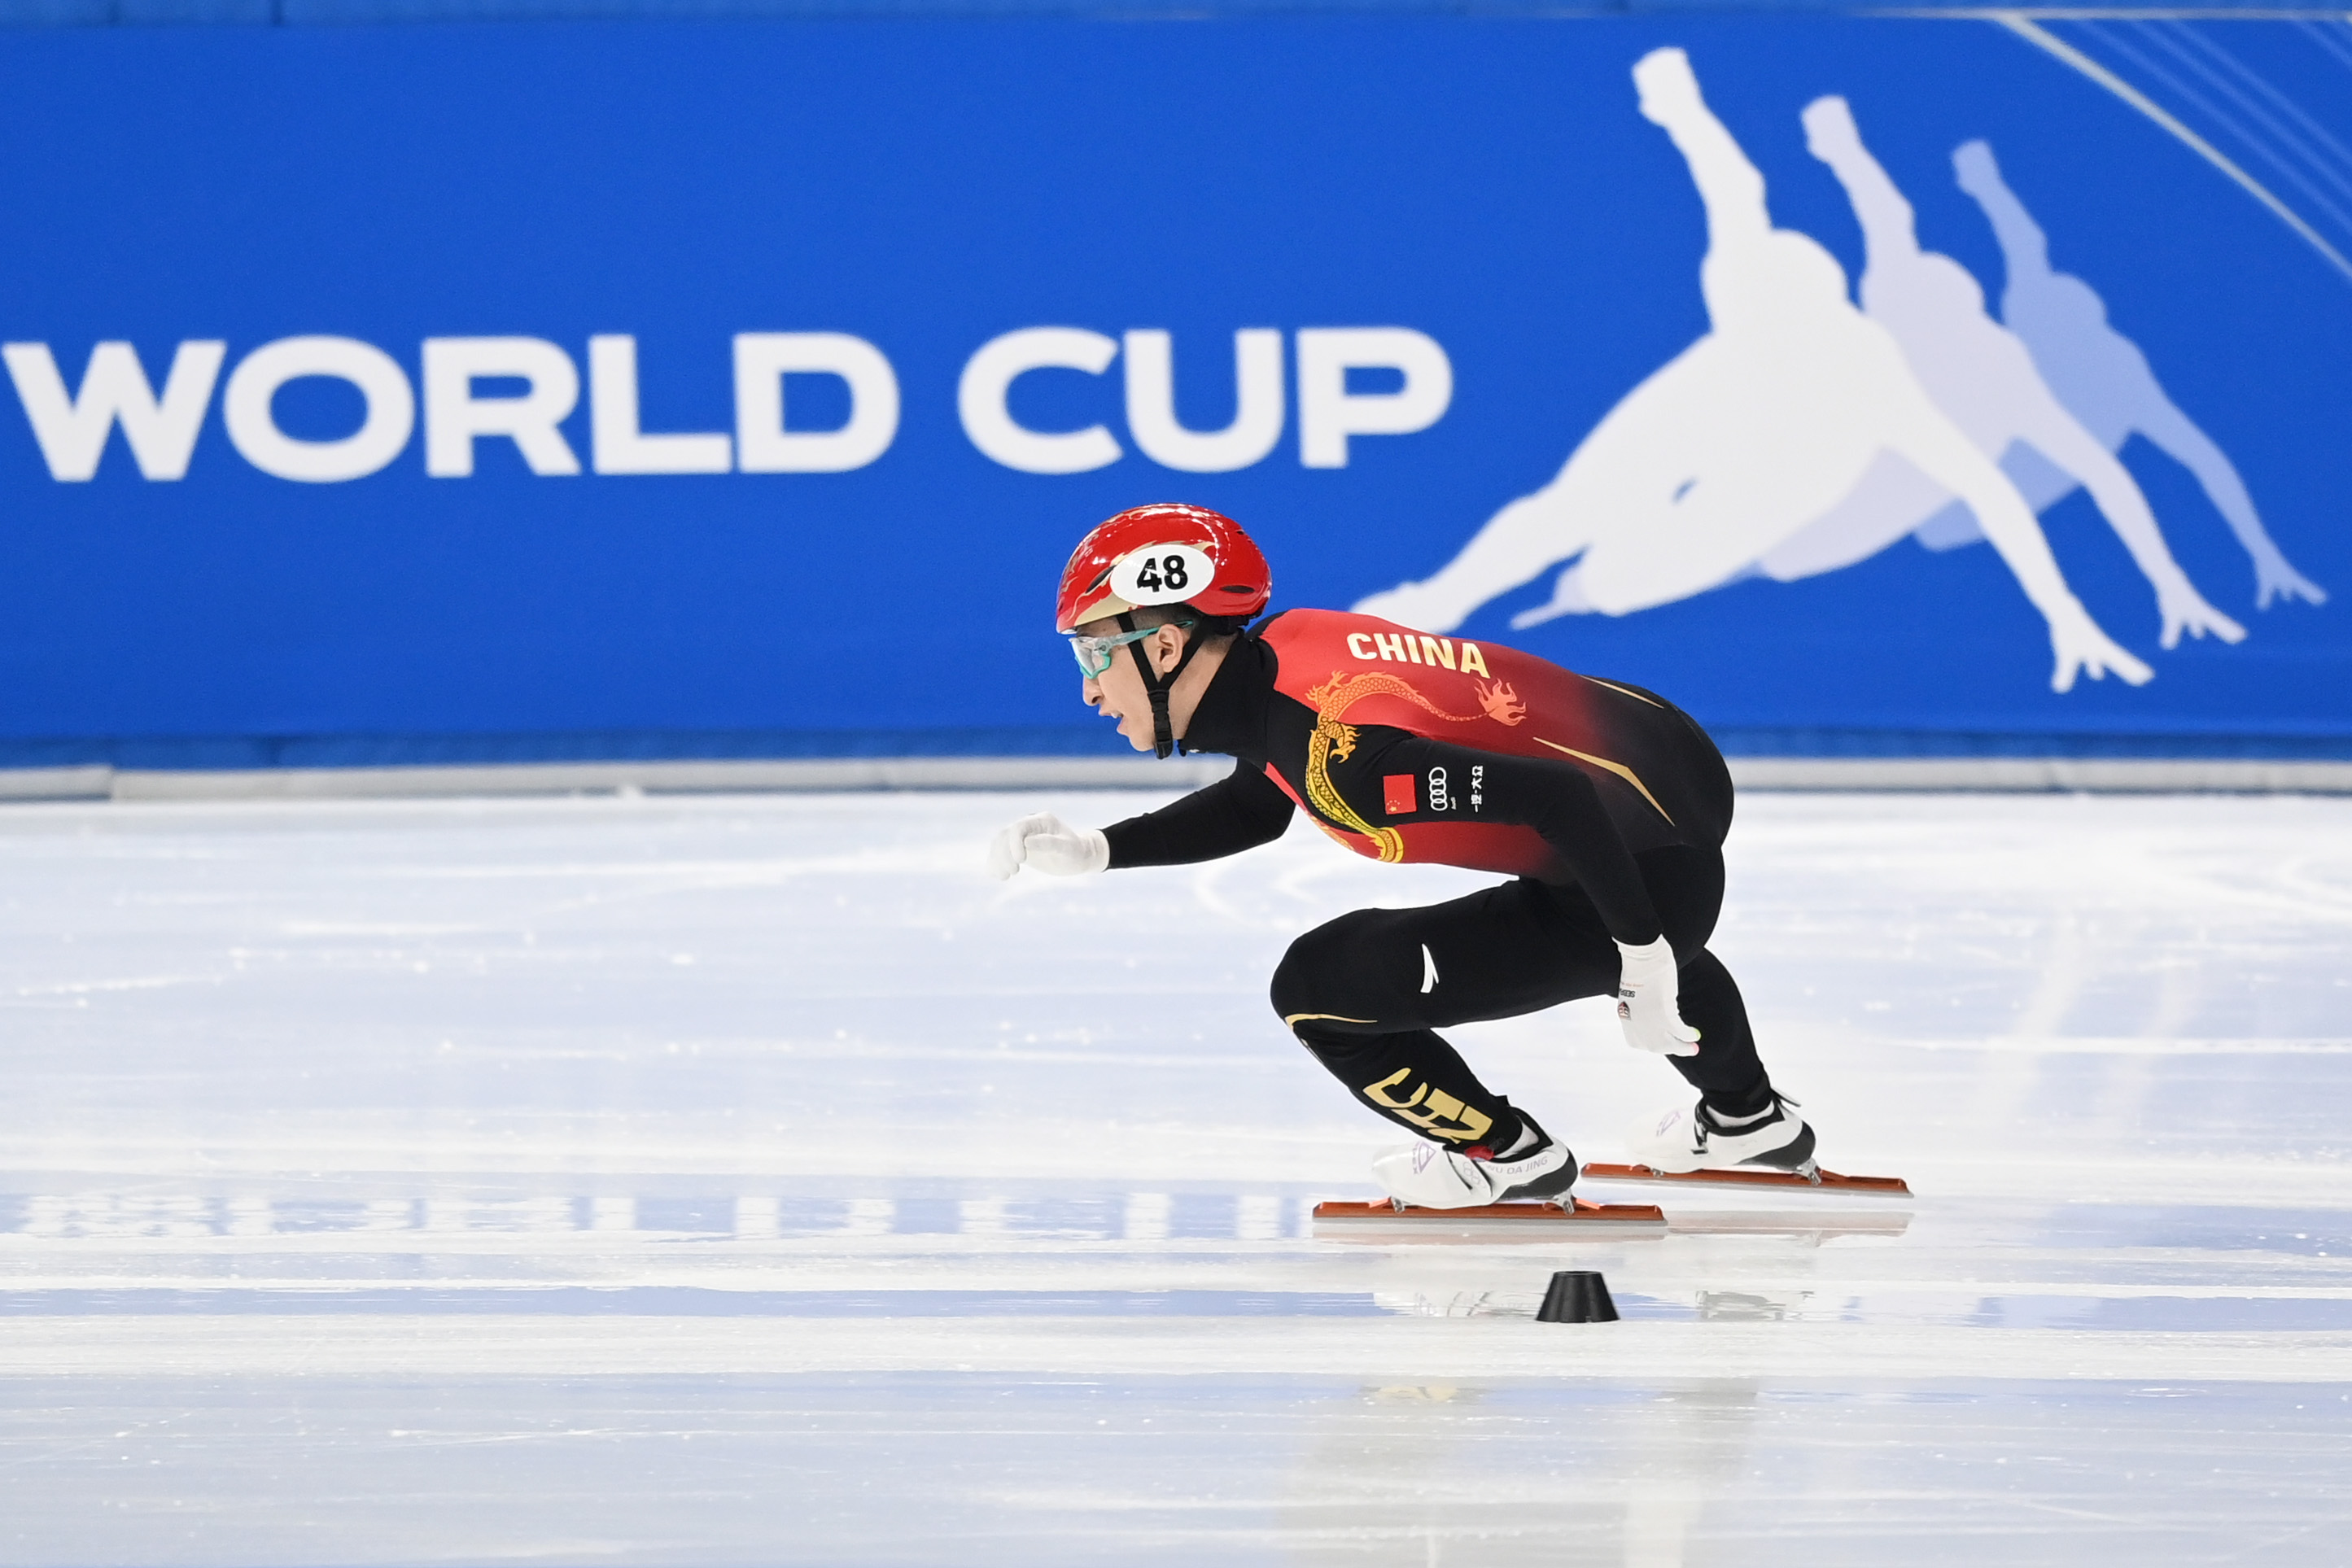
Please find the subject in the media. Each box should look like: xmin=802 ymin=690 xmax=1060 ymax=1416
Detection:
xmin=1055 ymin=503 xmax=1272 ymax=633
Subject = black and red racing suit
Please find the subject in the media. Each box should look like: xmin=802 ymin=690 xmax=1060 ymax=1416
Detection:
xmin=1102 ymin=609 xmax=1774 ymax=1150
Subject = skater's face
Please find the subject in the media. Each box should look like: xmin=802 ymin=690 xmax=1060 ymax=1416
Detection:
xmin=1078 ymin=616 xmax=1190 ymax=752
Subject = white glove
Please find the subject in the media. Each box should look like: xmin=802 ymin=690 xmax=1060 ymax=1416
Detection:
xmin=986 ymin=813 xmax=1110 ymax=880
xmin=1614 ymin=937 xmax=1700 ymax=1057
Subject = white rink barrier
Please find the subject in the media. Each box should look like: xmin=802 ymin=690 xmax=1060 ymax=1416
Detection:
xmin=0 ymin=753 xmax=2348 ymax=801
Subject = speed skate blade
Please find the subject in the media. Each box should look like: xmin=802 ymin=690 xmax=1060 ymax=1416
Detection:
xmin=1580 ymin=1162 xmax=1912 ymax=1197
xmin=1312 ymin=1196 xmax=1667 ymax=1242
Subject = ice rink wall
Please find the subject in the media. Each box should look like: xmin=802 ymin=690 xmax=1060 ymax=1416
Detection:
xmin=2 ymin=0 xmax=2348 ymax=784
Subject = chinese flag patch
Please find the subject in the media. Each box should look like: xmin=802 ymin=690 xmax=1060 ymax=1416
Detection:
xmin=1383 ymin=774 xmax=1417 ymax=815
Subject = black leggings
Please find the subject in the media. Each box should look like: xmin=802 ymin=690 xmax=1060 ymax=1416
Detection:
xmin=1269 ymin=845 xmax=1773 ymax=1151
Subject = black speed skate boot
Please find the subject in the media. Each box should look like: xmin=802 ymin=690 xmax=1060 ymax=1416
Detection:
xmin=1370 ymin=1112 xmax=1577 ymax=1210
xmin=1627 ymin=1095 xmax=1816 ymax=1176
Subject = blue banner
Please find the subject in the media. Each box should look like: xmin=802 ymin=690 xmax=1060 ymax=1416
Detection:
xmin=2 ymin=14 xmax=2345 ymax=765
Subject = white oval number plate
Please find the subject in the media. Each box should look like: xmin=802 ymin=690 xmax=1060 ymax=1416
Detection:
xmin=1109 ymin=543 xmax=1213 ymax=607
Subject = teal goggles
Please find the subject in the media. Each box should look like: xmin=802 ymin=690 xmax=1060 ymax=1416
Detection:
xmin=1069 ymin=618 xmax=1195 ymax=680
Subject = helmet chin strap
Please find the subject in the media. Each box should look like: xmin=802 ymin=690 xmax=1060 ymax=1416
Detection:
xmin=1117 ymin=613 xmax=1202 ymax=761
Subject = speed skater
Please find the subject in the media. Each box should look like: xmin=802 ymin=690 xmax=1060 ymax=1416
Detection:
xmin=986 ymin=502 xmax=1814 ymax=1209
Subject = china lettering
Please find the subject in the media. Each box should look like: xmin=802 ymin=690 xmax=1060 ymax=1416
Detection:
xmin=1 ymin=327 xmax=1451 ymax=484
xmin=1343 ymin=630 xmax=1493 ymax=676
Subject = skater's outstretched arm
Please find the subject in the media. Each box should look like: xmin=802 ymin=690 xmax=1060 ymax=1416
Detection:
xmin=1952 ymin=141 xmax=2053 ymax=290
xmin=2009 ymin=386 xmax=2245 ymax=647
xmin=1881 ymin=383 xmax=2153 ymax=690
xmin=1803 ymin=97 xmax=1924 ymax=269
xmin=1102 ymin=763 xmax=1296 ymax=867
xmin=1634 ymin=48 xmax=1773 ymax=257
xmin=2131 ymin=384 xmax=2328 ymax=607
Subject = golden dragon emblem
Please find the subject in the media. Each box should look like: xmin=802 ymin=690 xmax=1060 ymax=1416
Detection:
xmin=1301 ymin=671 xmax=1521 ymax=862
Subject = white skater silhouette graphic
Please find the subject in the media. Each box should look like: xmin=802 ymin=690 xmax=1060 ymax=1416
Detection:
xmin=1951 ymin=138 xmax=2326 ymax=610
xmin=1355 ymin=48 xmax=2151 ymax=692
xmin=1759 ymin=97 xmax=2246 ymax=653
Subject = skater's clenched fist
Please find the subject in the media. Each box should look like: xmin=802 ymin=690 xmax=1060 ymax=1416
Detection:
xmin=986 ymin=813 xmax=1110 ymax=880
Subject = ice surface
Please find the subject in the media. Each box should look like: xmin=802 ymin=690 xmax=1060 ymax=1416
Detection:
xmin=1 ymin=788 xmax=2348 ymax=1564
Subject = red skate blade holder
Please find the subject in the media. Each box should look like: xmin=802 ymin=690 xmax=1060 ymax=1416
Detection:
xmin=1579 ymin=1162 xmax=1913 ymax=1197
xmin=1311 ymin=1196 xmax=1668 ymax=1240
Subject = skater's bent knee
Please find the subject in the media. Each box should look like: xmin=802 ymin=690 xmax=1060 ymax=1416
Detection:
xmin=1270 ymin=910 xmax=1401 ymax=1033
